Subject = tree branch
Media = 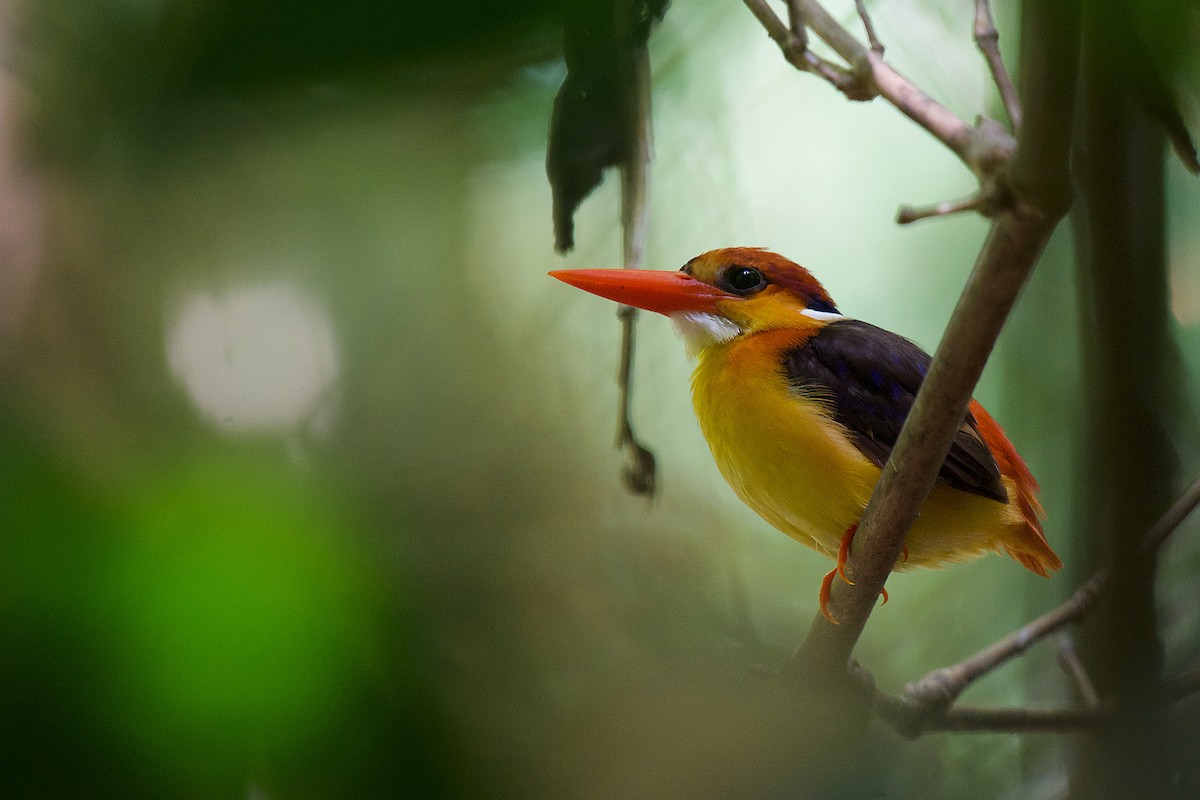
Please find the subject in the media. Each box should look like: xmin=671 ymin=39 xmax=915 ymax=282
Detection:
xmin=744 ymin=0 xmax=1016 ymax=183
xmin=921 ymin=705 xmax=1104 ymax=734
xmin=797 ymin=208 xmax=1069 ymax=671
xmin=1141 ymin=471 xmax=1200 ymax=554
xmin=898 ymin=572 xmax=1104 ymax=719
xmin=741 ymin=0 xmax=865 ymax=97
xmin=854 ymin=0 xmax=884 ymax=55
xmin=740 ymin=0 xmax=1199 ymax=750
xmin=973 ymin=0 xmax=1021 ymax=132
xmin=1057 ymin=633 xmax=1100 ymax=709
xmin=869 ymin=466 xmax=1200 ymax=735
xmin=873 ymin=660 xmax=1200 ymax=738
xmin=896 ymin=193 xmax=982 ymax=225
xmin=790 ymin=0 xmax=1080 ymax=677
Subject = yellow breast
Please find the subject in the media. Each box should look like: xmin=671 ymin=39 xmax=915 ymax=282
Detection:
xmin=690 ymin=328 xmax=1022 ymax=568
xmin=690 ymin=329 xmax=878 ymax=559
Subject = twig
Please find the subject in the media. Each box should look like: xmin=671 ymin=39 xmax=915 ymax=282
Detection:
xmin=874 ymin=662 xmax=1200 ymax=738
xmin=785 ymin=0 xmax=807 ymax=49
xmin=898 ymin=573 xmax=1104 ymax=716
xmin=871 ymin=466 xmax=1200 ymax=734
xmin=896 ymin=193 xmax=982 ymax=225
xmin=1141 ymin=471 xmax=1200 ymax=553
xmin=745 ymin=0 xmax=1017 ymax=180
xmin=741 ymin=0 xmax=864 ymax=97
xmin=615 ymin=2 xmax=656 ymax=497
xmin=875 ymin=665 xmax=1200 ymax=738
xmin=742 ymin=0 xmax=798 ymax=55
xmin=925 ymin=705 xmax=1104 ymax=733
xmin=1056 ymin=633 xmax=1100 ymax=709
xmin=855 ymin=0 xmax=884 ymax=54
xmin=974 ymin=0 xmax=1021 ymax=131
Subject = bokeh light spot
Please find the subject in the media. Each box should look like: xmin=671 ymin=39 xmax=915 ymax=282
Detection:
xmin=166 ymin=279 xmax=339 ymax=436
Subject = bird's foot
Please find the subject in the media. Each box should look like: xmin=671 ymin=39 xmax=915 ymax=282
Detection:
xmin=818 ymin=568 xmax=839 ymax=624
xmin=819 ymin=523 xmax=892 ymax=622
xmin=820 ymin=524 xmax=860 ymax=623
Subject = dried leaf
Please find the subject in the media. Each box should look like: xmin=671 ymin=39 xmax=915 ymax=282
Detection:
xmin=546 ymin=0 xmax=667 ymax=252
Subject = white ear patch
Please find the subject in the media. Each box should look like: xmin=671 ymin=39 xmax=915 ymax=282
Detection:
xmin=800 ymin=309 xmax=845 ymax=321
xmin=669 ymin=311 xmax=742 ymax=357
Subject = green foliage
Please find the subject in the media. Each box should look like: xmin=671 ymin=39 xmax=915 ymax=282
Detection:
xmin=97 ymin=459 xmax=369 ymax=786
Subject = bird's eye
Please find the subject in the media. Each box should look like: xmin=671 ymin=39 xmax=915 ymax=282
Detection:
xmin=721 ymin=266 xmax=766 ymax=294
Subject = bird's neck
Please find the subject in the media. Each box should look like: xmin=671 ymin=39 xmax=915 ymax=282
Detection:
xmin=669 ymin=311 xmax=742 ymax=358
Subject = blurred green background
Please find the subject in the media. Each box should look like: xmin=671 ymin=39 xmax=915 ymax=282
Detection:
xmin=3 ymin=0 xmax=1200 ymax=797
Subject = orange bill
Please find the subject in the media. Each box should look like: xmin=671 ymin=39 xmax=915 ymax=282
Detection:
xmin=549 ymin=269 xmax=734 ymax=315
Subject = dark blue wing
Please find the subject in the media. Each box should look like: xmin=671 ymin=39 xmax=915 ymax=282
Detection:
xmin=782 ymin=319 xmax=1006 ymax=503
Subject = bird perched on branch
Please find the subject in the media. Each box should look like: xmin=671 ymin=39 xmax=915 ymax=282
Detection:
xmin=550 ymin=247 xmax=1061 ymax=622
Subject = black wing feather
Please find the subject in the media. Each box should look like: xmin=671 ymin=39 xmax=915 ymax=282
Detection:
xmin=783 ymin=319 xmax=1007 ymax=503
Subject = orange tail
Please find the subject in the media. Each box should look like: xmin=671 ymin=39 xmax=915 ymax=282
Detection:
xmin=969 ymin=400 xmax=1063 ymax=577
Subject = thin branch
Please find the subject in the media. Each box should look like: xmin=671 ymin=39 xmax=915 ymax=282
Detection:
xmin=898 ymin=572 xmax=1104 ymax=716
xmin=854 ymin=0 xmax=884 ymax=54
xmin=892 ymin=465 xmax=1200 ymax=729
xmin=1056 ymin=633 xmax=1100 ymax=709
xmin=896 ymin=193 xmax=982 ymax=225
xmin=739 ymin=0 xmax=1197 ymax=741
xmin=874 ymin=661 xmax=1200 ymax=738
xmin=1141 ymin=471 xmax=1200 ymax=553
xmin=741 ymin=0 xmax=864 ymax=96
xmin=798 ymin=213 xmax=1069 ymax=670
xmin=764 ymin=0 xmax=1015 ymax=176
xmin=792 ymin=0 xmax=1081 ymax=678
xmin=924 ymin=705 xmax=1104 ymax=733
xmin=742 ymin=0 xmax=797 ymax=54
xmin=615 ymin=4 xmax=656 ymax=497
xmin=785 ymin=0 xmax=807 ymax=49
xmin=974 ymin=0 xmax=1021 ymax=131
xmin=873 ymin=667 xmax=1200 ymax=738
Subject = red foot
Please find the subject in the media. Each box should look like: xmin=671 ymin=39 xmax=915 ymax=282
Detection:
xmin=819 ymin=523 xmax=895 ymax=622
xmin=819 ymin=569 xmax=839 ymax=624
xmin=819 ymin=524 xmax=860 ymax=624
xmin=901 ymin=545 xmax=909 ymax=563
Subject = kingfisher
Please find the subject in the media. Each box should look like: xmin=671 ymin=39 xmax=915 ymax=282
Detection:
xmin=550 ymin=247 xmax=1061 ymax=622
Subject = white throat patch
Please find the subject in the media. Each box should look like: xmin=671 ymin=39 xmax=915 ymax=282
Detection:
xmin=669 ymin=311 xmax=742 ymax=358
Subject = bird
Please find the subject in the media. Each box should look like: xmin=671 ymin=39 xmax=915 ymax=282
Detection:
xmin=550 ymin=247 xmax=1062 ymax=623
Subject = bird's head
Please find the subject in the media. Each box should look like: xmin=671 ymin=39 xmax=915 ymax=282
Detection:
xmin=550 ymin=247 xmax=841 ymax=355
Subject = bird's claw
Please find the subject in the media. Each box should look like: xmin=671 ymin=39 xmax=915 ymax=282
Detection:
xmin=819 ymin=523 xmax=891 ymax=622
